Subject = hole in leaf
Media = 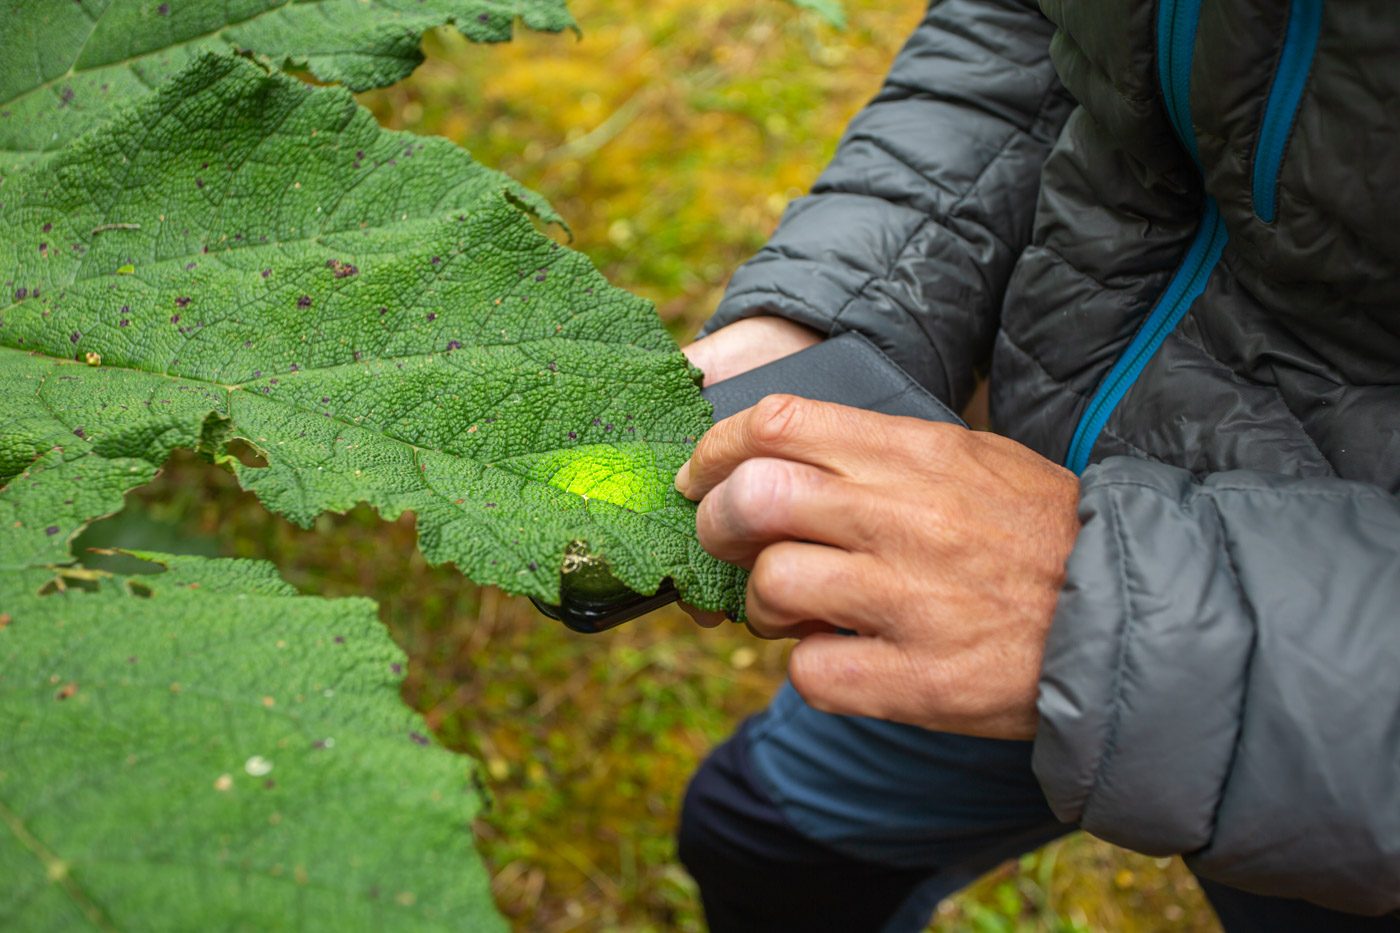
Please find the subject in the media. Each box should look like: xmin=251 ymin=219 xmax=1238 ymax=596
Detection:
xmin=225 ymin=438 xmax=269 ymax=469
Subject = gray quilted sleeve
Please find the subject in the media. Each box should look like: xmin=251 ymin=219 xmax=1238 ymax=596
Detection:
xmin=705 ymin=0 xmax=1072 ymax=409
xmin=1034 ymin=457 xmax=1400 ymax=916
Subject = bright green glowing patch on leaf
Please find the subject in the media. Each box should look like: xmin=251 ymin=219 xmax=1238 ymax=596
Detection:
xmin=535 ymin=444 xmax=669 ymax=513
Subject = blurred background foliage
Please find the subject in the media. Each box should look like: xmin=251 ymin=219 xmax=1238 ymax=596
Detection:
xmin=84 ymin=0 xmax=1219 ymax=929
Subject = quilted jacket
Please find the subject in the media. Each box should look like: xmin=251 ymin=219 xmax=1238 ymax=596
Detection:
xmin=705 ymin=0 xmax=1400 ymax=914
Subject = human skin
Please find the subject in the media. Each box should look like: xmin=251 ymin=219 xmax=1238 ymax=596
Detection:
xmin=679 ymin=319 xmax=1081 ymax=740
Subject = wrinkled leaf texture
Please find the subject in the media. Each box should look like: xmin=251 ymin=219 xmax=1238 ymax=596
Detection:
xmin=0 ymin=545 xmax=506 ymax=931
xmin=0 ymin=53 xmax=746 ymax=612
xmin=0 ymin=0 xmax=575 ymax=172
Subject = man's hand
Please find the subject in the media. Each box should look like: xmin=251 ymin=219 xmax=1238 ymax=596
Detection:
xmin=679 ymin=317 xmax=821 ymax=626
xmin=675 ymin=395 xmax=1081 ymax=740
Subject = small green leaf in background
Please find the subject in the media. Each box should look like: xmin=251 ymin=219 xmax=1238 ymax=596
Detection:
xmin=0 ymin=0 xmax=575 ymax=173
xmin=787 ymin=0 xmax=847 ymax=29
xmin=0 ymin=52 xmax=745 ymax=612
xmin=0 ymin=549 xmax=505 ymax=932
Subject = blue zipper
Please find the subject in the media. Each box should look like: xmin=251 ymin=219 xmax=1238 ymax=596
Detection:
xmin=1064 ymin=200 xmax=1228 ymax=473
xmin=1065 ymin=0 xmax=1216 ymax=473
xmin=1157 ymin=0 xmax=1207 ymax=167
xmin=1064 ymin=0 xmax=1322 ymax=473
xmin=1252 ymin=0 xmax=1324 ymax=223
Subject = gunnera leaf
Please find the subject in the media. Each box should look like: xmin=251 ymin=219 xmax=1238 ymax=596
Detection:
xmin=0 ymin=544 xmax=506 ymax=931
xmin=0 ymin=53 xmax=747 ymax=612
xmin=0 ymin=0 xmax=575 ymax=172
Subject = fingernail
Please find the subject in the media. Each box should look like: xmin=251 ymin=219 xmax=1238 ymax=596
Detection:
xmin=674 ymin=459 xmax=692 ymax=495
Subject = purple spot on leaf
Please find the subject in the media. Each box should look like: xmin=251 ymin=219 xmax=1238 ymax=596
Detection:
xmin=297 ymin=295 xmax=312 ymax=308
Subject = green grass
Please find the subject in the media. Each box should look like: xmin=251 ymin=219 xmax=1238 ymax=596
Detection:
xmin=77 ymin=0 xmax=1220 ymax=929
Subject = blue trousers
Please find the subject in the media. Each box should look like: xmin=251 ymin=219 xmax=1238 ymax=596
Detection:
xmin=679 ymin=682 xmax=1400 ymax=932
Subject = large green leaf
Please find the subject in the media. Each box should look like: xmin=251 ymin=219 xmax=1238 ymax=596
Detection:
xmin=0 ymin=0 xmax=575 ymax=173
xmin=0 ymin=546 xmax=506 ymax=931
xmin=0 ymin=53 xmax=746 ymax=612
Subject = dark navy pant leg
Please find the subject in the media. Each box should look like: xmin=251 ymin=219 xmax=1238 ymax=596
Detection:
xmin=680 ymin=681 xmax=1400 ymax=932
xmin=679 ymin=683 xmax=1068 ymax=932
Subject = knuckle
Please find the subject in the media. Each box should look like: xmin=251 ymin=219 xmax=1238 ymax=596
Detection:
xmin=749 ymin=394 xmax=807 ymax=448
xmin=788 ymin=643 xmax=857 ymax=718
xmin=726 ymin=459 xmax=805 ymax=535
xmin=748 ymin=546 xmax=805 ymax=614
xmin=787 ymin=644 xmax=829 ymax=697
xmin=694 ymin=495 xmax=730 ymax=552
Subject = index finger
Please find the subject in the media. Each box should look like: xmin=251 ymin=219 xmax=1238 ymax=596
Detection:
xmin=675 ymin=395 xmax=876 ymax=500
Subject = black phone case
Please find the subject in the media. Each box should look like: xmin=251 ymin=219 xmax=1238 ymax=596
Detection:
xmin=532 ymin=332 xmax=966 ymax=632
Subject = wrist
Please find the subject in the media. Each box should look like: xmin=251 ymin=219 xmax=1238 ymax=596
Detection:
xmin=684 ymin=317 xmax=822 ymax=386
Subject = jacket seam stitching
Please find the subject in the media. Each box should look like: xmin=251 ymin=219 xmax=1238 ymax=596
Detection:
xmin=1081 ymin=488 xmax=1138 ymax=824
xmin=1170 ymin=323 xmax=1336 ymax=474
xmin=996 ymin=326 xmax=1092 ymax=404
xmin=1195 ymin=500 xmax=1259 ymax=854
xmin=1089 ymin=478 xmax=1392 ymax=503
xmin=1097 ymin=425 xmax=1165 ymax=463
xmin=835 ymin=67 xmax=1064 ymax=338
xmin=821 ymin=129 xmax=968 ymax=207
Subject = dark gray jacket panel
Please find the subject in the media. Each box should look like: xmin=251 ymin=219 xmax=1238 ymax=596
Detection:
xmin=706 ymin=0 xmax=1072 ymax=411
xmin=1036 ymin=458 xmax=1400 ymax=915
